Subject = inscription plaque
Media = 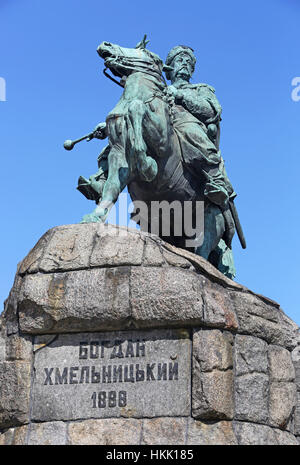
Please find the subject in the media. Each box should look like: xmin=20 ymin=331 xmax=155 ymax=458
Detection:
xmin=31 ymin=329 xmax=191 ymax=421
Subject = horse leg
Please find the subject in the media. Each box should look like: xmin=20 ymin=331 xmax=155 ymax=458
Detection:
xmin=195 ymin=203 xmax=225 ymax=260
xmin=142 ymin=100 xmax=172 ymax=157
xmin=127 ymin=99 xmax=158 ymax=182
xmin=195 ymin=203 xmax=236 ymax=278
xmin=81 ymin=145 xmax=129 ymax=223
xmin=209 ymin=239 xmax=236 ymax=279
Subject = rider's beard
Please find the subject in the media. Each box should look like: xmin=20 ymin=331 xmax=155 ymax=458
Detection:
xmin=175 ymin=68 xmax=191 ymax=81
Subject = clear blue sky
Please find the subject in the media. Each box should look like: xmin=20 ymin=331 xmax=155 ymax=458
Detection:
xmin=0 ymin=0 xmax=299 ymax=325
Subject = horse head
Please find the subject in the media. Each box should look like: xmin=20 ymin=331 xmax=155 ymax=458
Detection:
xmin=97 ymin=36 xmax=164 ymax=81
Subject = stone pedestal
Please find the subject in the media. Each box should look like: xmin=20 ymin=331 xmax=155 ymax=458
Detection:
xmin=0 ymin=224 xmax=299 ymax=445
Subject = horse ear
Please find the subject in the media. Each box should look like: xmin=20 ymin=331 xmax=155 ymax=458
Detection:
xmin=162 ymin=64 xmax=174 ymax=81
xmin=135 ymin=34 xmax=149 ymax=49
xmin=163 ymin=65 xmax=174 ymax=73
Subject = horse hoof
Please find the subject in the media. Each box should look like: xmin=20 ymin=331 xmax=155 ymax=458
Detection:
xmin=139 ymin=158 xmax=158 ymax=182
xmin=80 ymin=213 xmax=102 ymax=223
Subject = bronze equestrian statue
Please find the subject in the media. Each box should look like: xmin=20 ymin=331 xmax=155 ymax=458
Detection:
xmin=64 ymin=36 xmax=246 ymax=279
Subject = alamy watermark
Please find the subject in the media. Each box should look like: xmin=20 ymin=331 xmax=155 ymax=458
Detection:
xmin=104 ymin=193 xmax=205 ymax=248
xmin=291 ymin=77 xmax=300 ymax=102
xmin=0 ymin=77 xmax=6 ymax=101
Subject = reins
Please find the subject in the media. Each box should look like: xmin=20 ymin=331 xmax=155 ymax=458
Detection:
xmin=103 ymin=68 xmax=125 ymax=88
xmin=103 ymin=55 xmax=166 ymax=87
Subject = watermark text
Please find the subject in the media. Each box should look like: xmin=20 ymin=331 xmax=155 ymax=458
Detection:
xmin=0 ymin=77 xmax=6 ymax=101
xmin=291 ymin=77 xmax=300 ymax=102
xmin=103 ymin=193 xmax=204 ymax=248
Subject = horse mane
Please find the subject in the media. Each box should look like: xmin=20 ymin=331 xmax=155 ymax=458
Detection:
xmin=135 ymin=35 xmax=163 ymax=73
xmin=144 ymin=49 xmax=164 ymax=72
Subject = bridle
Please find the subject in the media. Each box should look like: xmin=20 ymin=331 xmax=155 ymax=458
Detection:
xmin=103 ymin=53 xmax=166 ymax=87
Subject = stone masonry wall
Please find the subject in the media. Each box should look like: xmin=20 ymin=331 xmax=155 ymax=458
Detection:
xmin=0 ymin=224 xmax=299 ymax=445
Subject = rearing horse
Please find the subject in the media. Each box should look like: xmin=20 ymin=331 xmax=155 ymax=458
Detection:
xmin=80 ymin=38 xmax=238 ymax=278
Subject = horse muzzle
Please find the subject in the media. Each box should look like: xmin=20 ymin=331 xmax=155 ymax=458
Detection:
xmin=97 ymin=42 xmax=114 ymax=59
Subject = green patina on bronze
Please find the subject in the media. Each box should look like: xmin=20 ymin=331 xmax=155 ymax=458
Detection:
xmin=64 ymin=36 xmax=246 ymax=279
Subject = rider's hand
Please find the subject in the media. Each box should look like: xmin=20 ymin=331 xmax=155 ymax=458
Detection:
xmin=175 ymin=90 xmax=184 ymax=102
xmin=93 ymin=122 xmax=107 ymax=139
xmin=167 ymin=86 xmax=184 ymax=103
xmin=167 ymin=85 xmax=177 ymax=97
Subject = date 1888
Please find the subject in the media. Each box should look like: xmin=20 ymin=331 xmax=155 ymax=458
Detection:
xmin=91 ymin=391 xmax=127 ymax=408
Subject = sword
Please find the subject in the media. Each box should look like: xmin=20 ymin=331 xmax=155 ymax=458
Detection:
xmin=229 ymin=200 xmax=247 ymax=249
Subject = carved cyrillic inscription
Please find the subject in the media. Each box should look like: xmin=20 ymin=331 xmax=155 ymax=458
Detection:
xmin=32 ymin=329 xmax=191 ymax=421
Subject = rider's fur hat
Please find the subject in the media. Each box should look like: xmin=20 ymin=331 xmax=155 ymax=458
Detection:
xmin=164 ymin=45 xmax=196 ymax=80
